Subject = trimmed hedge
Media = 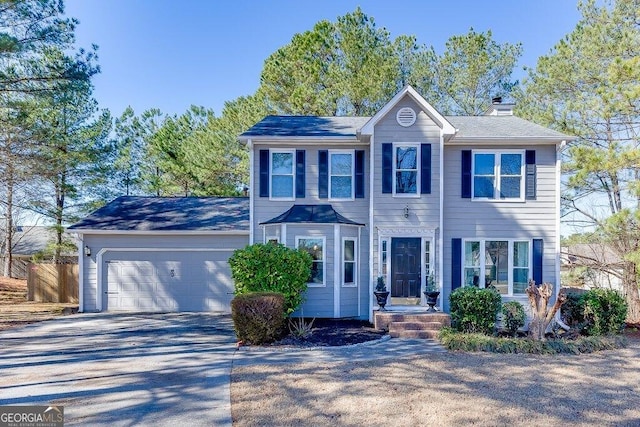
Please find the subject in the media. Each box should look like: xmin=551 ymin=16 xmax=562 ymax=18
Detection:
xmin=438 ymin=327 xmax=627 ymax=354
xmin=229 ymin=243 xmax=312 ymax=315
xmin=450 ymin=286 xmax=502 ymax=334
xmin=231 ymin=292 xmax=287 ymax=345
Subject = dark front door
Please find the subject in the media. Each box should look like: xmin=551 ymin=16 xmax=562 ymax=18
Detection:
xmin=391 ymin=238 xmax=421 ymax=298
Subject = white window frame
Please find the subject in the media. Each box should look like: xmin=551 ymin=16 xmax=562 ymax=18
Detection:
xmin=393 ymin=143 xmax=420 ymax=197
xmin=296 ymin=236 xmax=326 ymax=287
xmin=379 ymin=238 xmax=390 ymax=286
xmin=329 ymin=149 xmax=355 ymax=200
xmin=342 ymin=237 xmax=357 ymax=288
xmin=472 ymin=150 xmax=525 ymax=201
xmin=461 ymin=239 xmax=531 ymax=296
xmin=270 ymin=149 xmax=295 ymax=200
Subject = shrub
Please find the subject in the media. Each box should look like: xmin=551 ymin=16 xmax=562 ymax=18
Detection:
xmin=502 ymin=301 xmax=526 ymax=336
xmin=561 ymin=289 xmax=587 ymax=328
xmin=231 ymin=292 xmax=287 ymax=345
xmin=438 ymin=327 xmax=627 ymax=354
xmin=581 ymin=288 xmax=627 ymax=336
xmin=449 ymin=286 xmax=502 ymax=335
xmin=229 ymin=243 xmax=312 ymax=315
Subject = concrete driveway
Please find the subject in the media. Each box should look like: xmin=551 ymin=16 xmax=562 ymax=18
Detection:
xmin=0 ymin=312 xmax=237 ymax=426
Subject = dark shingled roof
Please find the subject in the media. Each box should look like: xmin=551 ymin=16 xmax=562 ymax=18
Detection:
xmin=240 ymin=114 xmax=571 ymax=141
xmin=241 ymin=116 xmax=370 ymax=138
xmin=260 ymin=204 xmax=364 ymax=226
xmin=68 ymin=196 xmax=249 ymax=232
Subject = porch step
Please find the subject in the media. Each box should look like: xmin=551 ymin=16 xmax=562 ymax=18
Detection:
xmin=374 ymin=311 xmax=451 ymax=340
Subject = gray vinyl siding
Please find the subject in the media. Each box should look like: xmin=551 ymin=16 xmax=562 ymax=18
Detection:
xmin=442 ymin=144 xmax=558 ymax=312
xmin=371 ymin=97 xmax=442 ymax=276
xmin=252 ymin=142 xmax=370 ymax=319
xmin=80 ymin=233 xmax=248 ymax=312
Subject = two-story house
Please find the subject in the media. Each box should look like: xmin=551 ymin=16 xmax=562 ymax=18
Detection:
xmin=70 ymin=86 xmax=570 ymax=318
xmin=239 ymin=85 xmax=570 ymax=321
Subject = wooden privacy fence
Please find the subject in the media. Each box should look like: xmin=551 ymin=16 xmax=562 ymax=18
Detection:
xmin=27 ymin=263 xmax=79 ymax=303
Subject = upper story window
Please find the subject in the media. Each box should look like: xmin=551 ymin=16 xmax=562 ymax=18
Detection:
xmin=270 ymin=150 xmax=294 ymax=199
xmin=473 ymin=151 xmax=524 ymax=200
xmin=394 ymin=144 xmax=419 ymax=195
xmin=329 ymin=150 xmax=354 ymax=200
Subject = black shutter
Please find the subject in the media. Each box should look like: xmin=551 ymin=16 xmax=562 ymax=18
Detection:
xmin=318 ymin=150 xmax=328 ymax=199
xmin=259 ymin=149 xmax=269 ymax=197
xmin=452 ymin=238 xmax=462 ymax=291
xmin=525 ymin=150 xmax=536 ymax=200
xmin=461 ymin=150 xmax=472 ymax=198
xmin=355 ymin=150 xmax=365 ymax=198
xmin=421 ymin=144 xmax=432 ymax=194
xmin=295 ymin=150 xmax=305 ymax=198
xmin=382 ymin=143 xmax=392 ymax=194
xmin=533 ymin=239 xmax=543 ymax=285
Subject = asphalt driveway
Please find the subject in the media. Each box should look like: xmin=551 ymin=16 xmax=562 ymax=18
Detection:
xmin=0 ymin=312 xmax=237 ymax=426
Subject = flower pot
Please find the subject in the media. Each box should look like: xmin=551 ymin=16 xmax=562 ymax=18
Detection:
xmin=424 ymin=291 xmax=440 ymax=312
xmin=373 ymin=291 xmax=390 ymax=311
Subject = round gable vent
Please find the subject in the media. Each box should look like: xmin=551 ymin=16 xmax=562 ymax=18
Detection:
xmin=396 ymin=107 xmax=416 ymax=127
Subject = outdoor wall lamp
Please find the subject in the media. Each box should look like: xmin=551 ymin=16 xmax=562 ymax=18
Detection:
xmin=84 ymin=245 xmax=91 ymax=257
xmin=404 ymin=205 xmax=410 ymax=218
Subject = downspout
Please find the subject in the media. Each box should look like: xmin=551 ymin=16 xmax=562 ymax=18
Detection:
xmin=438 ymin=129 xmax=445 ymax=311
xmin=368 ymin=134 xmax=375 ymax=323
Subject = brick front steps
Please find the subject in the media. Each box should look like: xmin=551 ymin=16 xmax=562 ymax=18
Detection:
xmin=373 ymin=312 xmax=451 ymax=339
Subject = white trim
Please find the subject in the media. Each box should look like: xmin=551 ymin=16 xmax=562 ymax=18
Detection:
xmin=471 ymin=149 xmax=525 ymax=201
xmin=295 ymin=235 xmax=326 ymax=288
xmin=357 ymin=226 xmax=362 ymax=317
xmin=392 ymin=143 xmax=420 ymax=196
xmin=269 ymin=149 xmax=296 ymax=201
xmin=438 ymin=129 xmax=444 ymax=311
xmin=75 ymin=234 xmax=85 ymax=313
xmin=447 ymin=137 xmax=569 ymax=145
xmin=328 ymin=149 xmax=355 ymax=201
xmin=249 ymin=139 xmax=254 ymax=244
xmin=95 ymin=247 xmax=236 ymax=312
xmin=334 ymin=225 xmax=340 ymax=317
xmin=69 ymin=230 xmax=249 ymax=235
xmin=368 ymin=134 xmax=375 ymax=323
xmin=341 ymin=237 xmax=358 ymax=288
xmin=555 ymin=141 xmax=566 ymax=296
xmin=377 ymin=227 xmax=436 ymax=238
xmin=360 ymin=85 xmax=456 ymax=136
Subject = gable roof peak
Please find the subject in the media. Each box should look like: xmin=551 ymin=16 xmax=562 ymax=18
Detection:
xmin=359 ymin=85 xmax=456 ymax=136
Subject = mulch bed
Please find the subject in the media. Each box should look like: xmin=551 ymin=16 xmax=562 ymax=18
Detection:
xmin=269 ymin=318 xmax=387 ymax=347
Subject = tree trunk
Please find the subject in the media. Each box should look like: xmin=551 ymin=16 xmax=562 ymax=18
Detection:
xmin=3 ymin=174 xmax=13 ymax=277
xmin=526 ymin=280 xmax=567 ymax=340
xmin=622 ymin=262 xmax=640 ymax=324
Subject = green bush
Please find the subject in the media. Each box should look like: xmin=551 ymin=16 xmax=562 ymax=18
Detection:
xmin=231 ymin=292 xmax=287 ymax=344
xmin=561 ymin=290 xmax=587 ymax=328
xmin=449 ymin=286 xmax=502 ymax=335
xmin=582 ymin=288 xmax=627 ymax=336
xmin=228 ymin=243 xmax=312 ymax=315
xmin=438 ymin=327 xmax=627 ymax=354
xmin=501 ymin=301 xmax=526 ymax=336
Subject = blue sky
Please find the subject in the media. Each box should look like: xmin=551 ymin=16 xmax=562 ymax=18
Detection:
xmin=64 ymin=0 xmax=583 ymax=119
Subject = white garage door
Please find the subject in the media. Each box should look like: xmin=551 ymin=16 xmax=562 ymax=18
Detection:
xmin=104 ymin=251 xmax=235 ymax=312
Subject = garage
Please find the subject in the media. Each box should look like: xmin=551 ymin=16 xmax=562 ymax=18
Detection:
xmin=68 ymin=196 xmax=250 ymax=313
xmin=104 ymin=250 xmax=235 ymax=312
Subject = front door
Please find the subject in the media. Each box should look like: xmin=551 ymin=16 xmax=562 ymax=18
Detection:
xmin=391 ymin=238 xmax=421 ymax=298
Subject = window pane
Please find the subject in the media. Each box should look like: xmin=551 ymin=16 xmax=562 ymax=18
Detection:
xmin=513 ymin=268 xmax=529 ymax=293
xmin=310 ymin=262 xmax=323 ymax=284
xmin=272 ymin=176 xmax=293 ymax=197
xmin=344 ymin=262 xmax=354 ymax=283
xmin=331 ymin=176 xmax=352 ymax=198
xmin=474 ymin=176 xmax=494 ymax=198
xmin=396 ymin=171 xmax=417 ymax=193
xmin=396 ymin=147 xmax=417 ymax=169
xmin=298 ymin=238 xmax=324 ymax=284
xmin=485 ymin=241 xmax=508 ymax=294
xmin=331 ymin=153 xmax=352 ymax=175
xmin=272 ymin=152 xmax=293 ymax=174
xmin=465 ymin=268 xmax=481 ymax=286
xmin=501 ymin=154 xmax=522 ymax=175
xmin=344 ymin=240 xmax=354 ymax=261
xmin=513 ymin=242 xmax=529 ymax=267
xmin=465 ymin=241 xmax=480 ymax=266
xmin=500 ymin=177 xmax=521 ymax=198
xmin=474 ymin=154 xmax=495 ymax=175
